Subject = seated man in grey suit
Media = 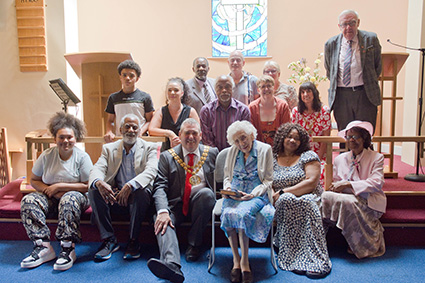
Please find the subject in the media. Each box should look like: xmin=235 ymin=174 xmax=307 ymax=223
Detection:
xmin=186 ymin=57 xmax=216 ymax=115
xmin=88 ymin=113 xmax=158 ymax=261
xmin=147 ymin=118 xmax=218 ymax=283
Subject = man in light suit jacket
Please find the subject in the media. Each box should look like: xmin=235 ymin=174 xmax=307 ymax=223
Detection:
xmin=147 ymin=118 xmax=218 ymax=283
xmin=88 ymin=114 xmax=158 ymax=261
xmin=186 ymin=57 xmax=216 ymax=114
xmin=325 ymin=10 xmax=382 ymax=132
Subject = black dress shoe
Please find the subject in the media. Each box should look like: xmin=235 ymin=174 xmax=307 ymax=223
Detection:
xmin=123 ymin=239 xmax=140 ymax=260
xmin=147 ymin=258 xmax=184 ymax=283
xmin=242 ymin=270 xmax=253 ymax=283
xmin=185 ymin=245 xmax=200 ymax=262
xmin=292 ymin=269 xmax=306 ymax=275
xmin=230 ymin=268 xmax=241 ymax=283
xmin=306 ymin=269 xmax=331 ymax=279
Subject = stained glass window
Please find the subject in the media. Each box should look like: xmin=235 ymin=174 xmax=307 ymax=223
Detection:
xmin=212 ymin=0 xmax=268 ymax=57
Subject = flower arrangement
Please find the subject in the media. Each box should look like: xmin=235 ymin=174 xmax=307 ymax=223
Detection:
xmin=287 ymin=53 xmax=328 ymax=86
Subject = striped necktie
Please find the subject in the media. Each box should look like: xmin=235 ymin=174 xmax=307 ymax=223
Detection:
xmin=203 ymin=83 xmax=212 ymax=103
xmin=343 ymin=40 xmax=352 ymax=86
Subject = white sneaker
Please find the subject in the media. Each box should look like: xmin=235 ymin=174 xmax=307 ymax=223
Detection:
xmin=53 ymin=242 xmax=76 ymax=271
xmin=21 ymin=239 xmax=56 ymax=268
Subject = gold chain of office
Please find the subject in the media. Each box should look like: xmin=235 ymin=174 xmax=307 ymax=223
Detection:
xmin=168 ymin=146 xmax=210 ymax=185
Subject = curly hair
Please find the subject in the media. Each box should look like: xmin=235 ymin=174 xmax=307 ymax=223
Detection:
xmin=47 ymin=112 xmax=86 ymax=142
xmin=166 ymin=77 xmax=190 ymax=104
xmin=348 ymin=126 xmax=372 ymax=149
xmin=298 ymin=82 xmax=322 ymax=114
xmin=272 ymin=123 xmax=311 ymax=157
xmin=117 ymin=60 xmax=141 ymax=77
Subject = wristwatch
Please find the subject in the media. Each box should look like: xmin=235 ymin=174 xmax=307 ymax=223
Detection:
xmin=279 ymin=189 xmax=284 ymax=195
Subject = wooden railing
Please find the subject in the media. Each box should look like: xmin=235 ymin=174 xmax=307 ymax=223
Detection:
xmin=22 ymin=129 xmax=165 ymax=193
xmin=22 ymin=130 xmax=425 ymax=193
xmin=312 ymin=136 xmax=425 ymax=190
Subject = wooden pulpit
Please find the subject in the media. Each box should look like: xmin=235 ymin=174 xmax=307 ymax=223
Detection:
xmin=377 ymin=52 xmax=409 ymax=178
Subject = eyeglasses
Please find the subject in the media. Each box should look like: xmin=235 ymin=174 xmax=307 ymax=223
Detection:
xmin=345 ymin=135 xmax=360 ymax=140
xmin=259 ymin=84 xmax=273 ymax=90
xmin=339 ymin=20 xmax=357 ymax=28
xmin=263 ymin=69 xmax=277 ymax=74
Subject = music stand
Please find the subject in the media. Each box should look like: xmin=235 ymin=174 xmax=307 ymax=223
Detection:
xmin=49 ymin=78 xmax=80 ymax=113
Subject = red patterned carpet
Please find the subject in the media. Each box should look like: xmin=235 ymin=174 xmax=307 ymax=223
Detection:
xmin=383 ymin=155 xmax=425 ymax=192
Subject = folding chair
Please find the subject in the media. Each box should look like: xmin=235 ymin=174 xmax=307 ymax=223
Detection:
xmin=207 ymin=147 xmax=278 ymax=274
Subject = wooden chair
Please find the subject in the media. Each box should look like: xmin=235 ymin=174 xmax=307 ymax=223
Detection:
xmin=208 ymin=147 xmax=278 ymax=273
xmin=0 ymin=128 xmax=12 ymax=188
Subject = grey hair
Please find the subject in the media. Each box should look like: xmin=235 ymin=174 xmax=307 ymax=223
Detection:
xmin=263 ymin=60 xmax=281 ymax=73
xmin=228 ymin=50 xmax=244 ymax=61
xmin=226 ymin=120 xmax=257 ymax=145
xmin=120 ymin=113 xmax=141 ymax=128
xmin=214 ymin=75 xmax=235 ymax=89
xmin=192 ymin=57 xmax=209 ymax=68
xmin=180 ymin=118 xmax=201 ymax=133
xmin=339 ymin=10 xmax=359 ymax=23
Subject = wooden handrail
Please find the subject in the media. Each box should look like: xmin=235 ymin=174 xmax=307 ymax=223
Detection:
xmin=312 ymin=136 xmax=425 ymax=143
xmin=311 ymin=135 xmax=425 ymax=190
xmin=23 ymin=130 xmax=166 ymax=192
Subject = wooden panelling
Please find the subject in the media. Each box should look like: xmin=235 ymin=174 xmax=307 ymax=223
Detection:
xmin=64 ymin=52 xmax=132 ymax=163
xmin=15 ymin=0 xmax=47 ymax=72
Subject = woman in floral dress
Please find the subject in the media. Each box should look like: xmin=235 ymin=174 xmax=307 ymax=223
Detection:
xmin=292 ymin=82 xmax=331 ymax=183
xmin=221 ymin=120 xmax=275 ymax=283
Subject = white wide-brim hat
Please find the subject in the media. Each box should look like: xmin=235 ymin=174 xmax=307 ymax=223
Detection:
xmin=337 ymin=120 xmax=374 ymax=138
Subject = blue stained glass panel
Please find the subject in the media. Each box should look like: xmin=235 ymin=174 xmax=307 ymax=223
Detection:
xmin=211 ymin=0 xmax=268 ymax=57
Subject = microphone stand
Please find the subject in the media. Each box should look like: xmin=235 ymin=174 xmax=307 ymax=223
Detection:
xmin=387 ymin=39 xmax=425 ymax=182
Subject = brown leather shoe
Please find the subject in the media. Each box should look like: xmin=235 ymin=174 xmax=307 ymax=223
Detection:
xmin=230 ymin=268 xmax=241 ymax=283
xmin=242 ymin=270 xmax=253 ymax=283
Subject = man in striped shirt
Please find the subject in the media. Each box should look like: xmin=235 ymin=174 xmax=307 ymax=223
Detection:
xmin=199 ymin=75 xmax=251 ymax=151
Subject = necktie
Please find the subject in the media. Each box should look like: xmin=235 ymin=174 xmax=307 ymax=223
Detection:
xmin=183 ymin=153 xmax=195 ymax=216
xmin=343 ymin=40 xmax=352 ymax=86
xmin=203 ymin=83 xmax=212 ymax=103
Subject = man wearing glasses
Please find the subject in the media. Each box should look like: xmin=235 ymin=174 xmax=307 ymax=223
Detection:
xmin=324 ymin=10 xmax=382 ymax=134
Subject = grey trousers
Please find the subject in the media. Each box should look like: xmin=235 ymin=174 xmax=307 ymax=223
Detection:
xmin=333 ymin=87 xmax=378 ymax=132
xmin=88 ymin=187 xmax=152 ymax=240
xmin=155 ymin=187 xmax=215 ymax=266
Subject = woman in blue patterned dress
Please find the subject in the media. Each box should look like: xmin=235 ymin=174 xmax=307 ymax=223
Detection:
xmin=221 ymin=120 xmax=275 ymax=283
xmin=272 ymin=123 xmax=331 ymax=279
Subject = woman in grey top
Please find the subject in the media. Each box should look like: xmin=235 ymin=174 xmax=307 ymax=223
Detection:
xmin=20 ymin=112 xmax=93 ymax=271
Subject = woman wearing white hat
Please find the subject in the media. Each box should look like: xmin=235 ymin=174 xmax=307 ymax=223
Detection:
xmin=321 ymin=120 xmax=386 ymax=259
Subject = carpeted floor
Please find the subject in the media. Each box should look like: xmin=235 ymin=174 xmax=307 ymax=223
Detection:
xmin=1 ymin=240 xmax=424 ymax=282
